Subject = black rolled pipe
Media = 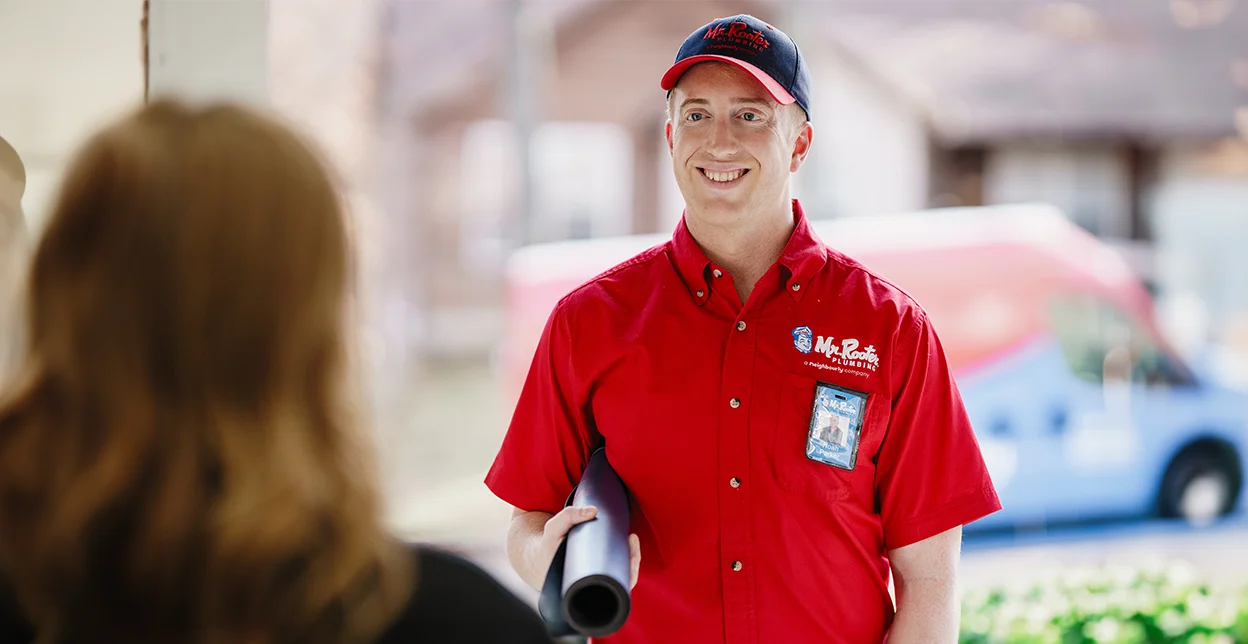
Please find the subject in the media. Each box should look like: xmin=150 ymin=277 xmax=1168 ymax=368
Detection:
xmin=538 ymin=448 xmax=632 ymax=638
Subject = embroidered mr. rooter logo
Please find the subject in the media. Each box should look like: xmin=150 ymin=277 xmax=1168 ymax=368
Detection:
xmin=792 ymin=326 xmax=881 ymax=373
xmin=704 ymin=21 xmax=772 ymax=53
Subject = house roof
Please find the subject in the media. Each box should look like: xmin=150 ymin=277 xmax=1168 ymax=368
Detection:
xmin=383 ymin=0 xmax=766 ymax=127
xmin=384 ymin=0 xmax=1248 ymax=142
xmin=810 ymin=0 xmax=1248 ymax=143
xmin=380 ymin=0 xmax=621 ymax=119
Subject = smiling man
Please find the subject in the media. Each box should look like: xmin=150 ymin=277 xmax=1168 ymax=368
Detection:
xmin=487 ymin=14 xmax=1002 ymax=643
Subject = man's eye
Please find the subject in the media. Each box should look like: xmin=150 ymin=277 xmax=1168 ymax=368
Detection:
xmin=688 ymin=113 xmax=704 ymax=122
xmin=742 ymin=112 xmax=758 ymax=121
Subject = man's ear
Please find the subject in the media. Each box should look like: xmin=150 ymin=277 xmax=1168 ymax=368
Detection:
xmin=790 ymin=120 xmax=813 ymax=173
xmin=665 ymin=121 xmax=674 ymax=156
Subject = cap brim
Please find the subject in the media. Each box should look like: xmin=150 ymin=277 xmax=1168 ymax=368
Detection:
xmin=659 ymin=55 xmax=796 ymax=106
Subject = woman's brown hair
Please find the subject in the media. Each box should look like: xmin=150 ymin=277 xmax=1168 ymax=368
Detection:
xmin=0 ymin=100 xmax=410 ymax=643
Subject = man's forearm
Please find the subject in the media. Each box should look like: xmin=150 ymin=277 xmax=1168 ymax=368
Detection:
xmin=507 ymin=509 xmax=555 ymax=590
xmin=885 ymin=578 xmax=959 ymax=643
xmin=885 ymin=526 xmax=962 ymax=643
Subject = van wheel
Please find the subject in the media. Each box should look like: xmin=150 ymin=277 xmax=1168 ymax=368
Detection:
xmin=1158 ymin=449 xmax=1239 ymax=525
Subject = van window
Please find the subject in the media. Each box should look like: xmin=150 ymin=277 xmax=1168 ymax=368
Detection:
xmin=1048 ymin=295 xmax=1194 ymax=387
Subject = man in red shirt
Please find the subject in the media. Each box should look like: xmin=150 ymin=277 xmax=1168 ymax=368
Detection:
xmin=486 ymin=14 xmax=1001 ymax=643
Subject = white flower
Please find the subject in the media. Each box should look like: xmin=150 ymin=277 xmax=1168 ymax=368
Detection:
xmin=1084 ymin=617 xmax=1123 ymax=642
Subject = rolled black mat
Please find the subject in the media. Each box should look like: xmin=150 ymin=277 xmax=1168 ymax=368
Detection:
xmin=539 ymin=448 xmax=631 ymax=639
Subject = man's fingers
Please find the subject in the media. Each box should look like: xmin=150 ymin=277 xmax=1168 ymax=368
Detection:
xmin=629 ymin=533 xmax=641 ymax=589
xmin=546 ymin=505 xmax=598 ymax=539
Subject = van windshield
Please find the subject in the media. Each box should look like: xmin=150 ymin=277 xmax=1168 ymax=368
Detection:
xmin=1049 ymin=294 xmax=1196 ymax=388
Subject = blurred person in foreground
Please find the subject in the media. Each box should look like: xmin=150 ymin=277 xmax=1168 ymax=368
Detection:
xmin=487 ymin=14 xmax=1001 ymax=643
xmin=0 ymin=100 xmax=552 ymax=644
xmin=0 ymin=135 xmax=27 ymax=380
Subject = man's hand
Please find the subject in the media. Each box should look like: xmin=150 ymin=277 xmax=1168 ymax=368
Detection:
xmin=509 ymin=506 xmax=642 ymax=590
xmin=540 ymin=505 xmax=600 ymax=572
xmin=627 ymin=532 xmax=640 ymax=589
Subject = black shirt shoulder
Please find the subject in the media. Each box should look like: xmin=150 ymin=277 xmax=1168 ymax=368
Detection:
xmin=0 ymin=580 xmax=32 ymax=644
xmin=375 ymin=544 xmax=554 ymax=644
xmin=0 ymin=544 xmax=554 ymax=644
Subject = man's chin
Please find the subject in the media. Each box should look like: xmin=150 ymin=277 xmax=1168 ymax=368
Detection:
xmin=682 ymin=197 xmax=752 ymax=223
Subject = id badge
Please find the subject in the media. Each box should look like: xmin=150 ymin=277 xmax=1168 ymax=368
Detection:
xmin=806 ymin=382 xmax=868 ymax=471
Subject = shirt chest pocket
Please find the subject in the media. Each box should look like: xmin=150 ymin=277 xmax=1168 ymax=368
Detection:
xmin=771 ymin=373 xmax=881 ymax=506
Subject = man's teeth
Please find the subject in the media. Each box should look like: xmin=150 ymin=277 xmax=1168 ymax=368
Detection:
xmin=705 ymin=169 xmax=745 ymax=183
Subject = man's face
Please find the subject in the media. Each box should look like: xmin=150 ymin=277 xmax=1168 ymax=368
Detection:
xmin=665 ymin=62 xmax=811 ymax=223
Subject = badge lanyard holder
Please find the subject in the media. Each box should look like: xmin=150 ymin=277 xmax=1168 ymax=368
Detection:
xmin=539 ymin=448 xmax=632 ymax=640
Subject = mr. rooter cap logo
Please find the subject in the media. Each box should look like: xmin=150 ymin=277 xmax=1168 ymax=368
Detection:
xmin=703 ymin=21 xmax=772 ymax=54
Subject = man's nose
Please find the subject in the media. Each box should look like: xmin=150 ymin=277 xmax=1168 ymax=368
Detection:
xmin=706 ymin=118 xmax=738 ymax=157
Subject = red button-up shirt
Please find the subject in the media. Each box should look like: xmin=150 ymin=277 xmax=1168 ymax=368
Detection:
xmin=486 ymin=200 xmax=1001 ymax=643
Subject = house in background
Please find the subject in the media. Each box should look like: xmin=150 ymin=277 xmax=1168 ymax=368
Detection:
xmin=806 ymin=0 xmax=1248 ymax=358
xmin=376 ymin=0 xmax=1248 ymax=363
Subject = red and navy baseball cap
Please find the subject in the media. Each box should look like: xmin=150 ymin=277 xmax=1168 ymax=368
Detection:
xmin=660 ymin=14 xmax=811 ymax=120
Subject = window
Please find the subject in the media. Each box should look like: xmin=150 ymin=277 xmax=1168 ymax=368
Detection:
xmin=459 ymin=120 xmax=634 ymax=273
xmin=1049 ymin=294 xmax=1194 ymax=388
xmin=985 ymin=145 xmax=1130 ymax=238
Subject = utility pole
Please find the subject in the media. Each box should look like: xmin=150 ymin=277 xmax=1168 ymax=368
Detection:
xmin=506 ymin=0 xmax=551 ymax=247
xmin=779 ymin=0 xmax=833 ymax=218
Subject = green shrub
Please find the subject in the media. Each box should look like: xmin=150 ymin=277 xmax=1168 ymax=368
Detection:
xmin=960 ymin=562 xmax=1248 ymax=643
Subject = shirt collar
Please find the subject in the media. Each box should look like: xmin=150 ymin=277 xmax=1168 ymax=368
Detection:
xmin=777 ymin=199 xmax=829 ymax=302
xmin=667 ymin=199 xmax=828 ymax=305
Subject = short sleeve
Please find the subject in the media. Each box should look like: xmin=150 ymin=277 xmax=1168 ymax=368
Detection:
xmin=485 ymin=302 xmax=598 ymax=515
xmin=876 ymin=310 xmax=1002 ymax=551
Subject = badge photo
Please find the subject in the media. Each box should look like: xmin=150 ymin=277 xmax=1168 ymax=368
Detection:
xmin=806 ymin=382 xmax=868 ymax=471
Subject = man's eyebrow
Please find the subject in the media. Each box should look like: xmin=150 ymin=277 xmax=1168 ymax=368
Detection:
xmin=678 ymin=97 xmax=775 ymax=109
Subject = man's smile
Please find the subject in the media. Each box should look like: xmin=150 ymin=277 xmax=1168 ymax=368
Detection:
xmin=698 ymin=167 xmax=749 ymax=185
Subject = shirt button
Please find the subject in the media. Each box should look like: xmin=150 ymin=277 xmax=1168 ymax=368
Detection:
xmin=729 ymin=398 xmax=741 ymax=408
xmin=791 ymin=282 xmax=801 ymax=292
xmin=696 ymin=289 xmax=705 ymax=298
xmin=730 ymin=477 xmax=741 ymax=488
xmin=713 ymin=269 xmax=723 ymax=278
xmin=736 ymin=320 xmax=746 ymax=331
xmin=731 ymin=561 xmax=743 ymax=572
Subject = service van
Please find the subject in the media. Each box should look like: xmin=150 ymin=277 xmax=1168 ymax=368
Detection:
xmin=500 ymin=204 xmax=1247 ymax=530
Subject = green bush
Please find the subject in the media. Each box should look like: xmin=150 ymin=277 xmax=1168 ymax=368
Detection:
xmin=960 ymin=562 xmax=1248 ymax=643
